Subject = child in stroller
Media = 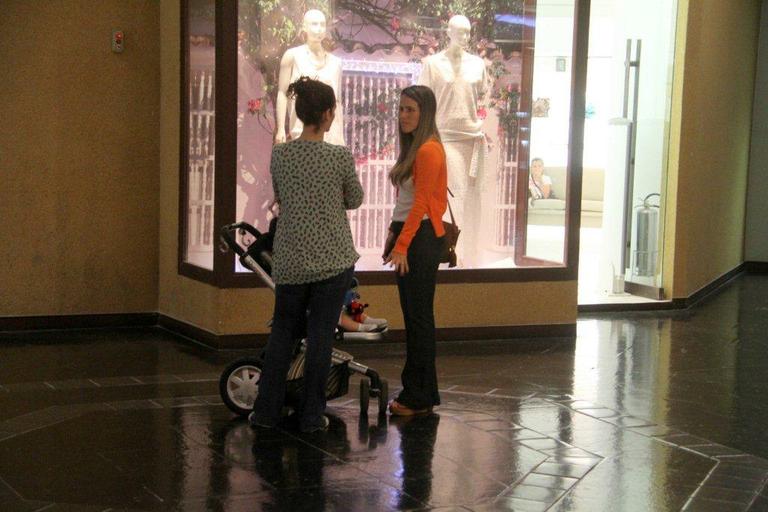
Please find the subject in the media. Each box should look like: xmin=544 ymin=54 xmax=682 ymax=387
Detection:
xmin=218 ymin=220 xmax=389 ymax=420
xmin=338 ymin=277 xmax=388 ymax=334
xmin=240 ymin=218 xmax=388 ymax=338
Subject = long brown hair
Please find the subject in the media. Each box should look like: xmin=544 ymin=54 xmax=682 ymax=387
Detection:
xmin=389 ymin=85 xmax=441 ymax=186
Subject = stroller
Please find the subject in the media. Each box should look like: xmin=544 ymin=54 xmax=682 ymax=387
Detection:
xmin=217 ymin=221 xmax=390 ymax=419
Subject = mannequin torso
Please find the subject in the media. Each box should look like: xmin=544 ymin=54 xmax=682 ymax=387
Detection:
xmin=420 ymin=49 xmax=487 ymax=133
xmin=284 ymin=46 xmax=344 ymax=143
xmin=417 ymin=15 xmax=490 ymax=266
xmin=273 ymin=10 xmax=345 ymax=145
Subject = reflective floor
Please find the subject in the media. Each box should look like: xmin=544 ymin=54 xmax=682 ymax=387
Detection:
xmin=1 ymin=274 xmax=767 ymax=511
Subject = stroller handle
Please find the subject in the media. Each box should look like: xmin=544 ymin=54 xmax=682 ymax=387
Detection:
xmin=219 ymin=222 xmax=275 ymax=291
xmin=219 ymin=222 xmax=264 ymax=258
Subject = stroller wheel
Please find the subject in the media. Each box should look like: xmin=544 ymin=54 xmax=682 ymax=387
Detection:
xmin=359 ymin=378 xmax=370 ymax=415
xmin=219 ymin=357 xmax=262 ymax=417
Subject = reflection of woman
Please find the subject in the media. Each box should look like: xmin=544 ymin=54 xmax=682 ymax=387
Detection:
xmin=528 ymin=158 xmax=553 ymax=199
xmin=393 ymin=414 xmax=440 ymax=507
xmin=250 ymin=415 xmax=349 ymax=511
xmin=274 ymin=10 xmax=344 ymax=145
xmin=383 ymin=85 xmax=447 ymax=416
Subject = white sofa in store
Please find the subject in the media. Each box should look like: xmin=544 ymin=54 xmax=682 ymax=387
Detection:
xmin=527 ymin=167 xmax=605 ymax=228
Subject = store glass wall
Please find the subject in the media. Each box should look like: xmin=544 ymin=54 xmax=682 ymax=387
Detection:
xmin=183 ymin=0 xmax=581 ymax=272
xmin=581 ymin=0 xmax=677 ymax=300
xmin=184 ymin=0 xmax=217 ymax=270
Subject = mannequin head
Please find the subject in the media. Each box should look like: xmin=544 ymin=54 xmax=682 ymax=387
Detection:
xmin=302 ymin=9 xmax=327 ymax=44
xmin=447 ymin=15 xmax=471 ymax=50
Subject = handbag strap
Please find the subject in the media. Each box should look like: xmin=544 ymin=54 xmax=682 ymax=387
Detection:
xmin=446 ymin=188 xmax=457 ymax=226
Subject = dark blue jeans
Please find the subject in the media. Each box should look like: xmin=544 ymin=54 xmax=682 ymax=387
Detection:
xmin=390 ymin=220 xmax=442 ymax=410
xmin=252 ymin=266 xmax=354 ymax=431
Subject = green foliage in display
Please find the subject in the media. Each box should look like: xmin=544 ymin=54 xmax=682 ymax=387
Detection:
xmin=396 ymin=0 xmax=525 ymax=44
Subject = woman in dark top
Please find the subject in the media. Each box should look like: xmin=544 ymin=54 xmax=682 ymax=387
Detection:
xmin=384 ymin=85 xmax=448 ymax=416
xmin=251 ymin=77 xmax=363 ymax=433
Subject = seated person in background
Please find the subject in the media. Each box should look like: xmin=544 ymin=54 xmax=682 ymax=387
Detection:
xmin=528 ymin=157 xmax=553 ymax=200
xmin=239 ymin=219 xmax=386 ymax=334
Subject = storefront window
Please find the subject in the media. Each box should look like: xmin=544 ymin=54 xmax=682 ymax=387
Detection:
xmin=523 ymin=1 xmax=576 ymax=265
xmin=184 ymin=0 xmax=217 ymax=270
xmin=180 ymin=0 xmax=586 ymax=282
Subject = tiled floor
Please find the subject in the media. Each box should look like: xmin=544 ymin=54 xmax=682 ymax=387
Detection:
xmin=1 ymin=274 xmax=767 ymax=511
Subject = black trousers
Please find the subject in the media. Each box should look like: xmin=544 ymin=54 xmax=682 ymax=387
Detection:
xmin=390 ymin=220 xmax=442 ymax=410
xmin=252 ymin=266 xmax=354 ymax=431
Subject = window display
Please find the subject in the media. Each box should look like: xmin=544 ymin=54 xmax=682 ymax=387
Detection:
xmin=177 ymin=0 xmax=578 ymax=275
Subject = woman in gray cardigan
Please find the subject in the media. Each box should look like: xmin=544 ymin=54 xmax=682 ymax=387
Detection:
xmin=250 ymin=77 xmax=363 ymax=433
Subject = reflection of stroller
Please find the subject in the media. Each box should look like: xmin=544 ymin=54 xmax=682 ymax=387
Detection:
xmin=217 ymin=221 xmax=389 ymax=419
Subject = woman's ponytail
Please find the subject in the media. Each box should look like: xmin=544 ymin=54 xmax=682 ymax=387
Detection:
xmin=287 ymin=76 xmax=335 ymax=127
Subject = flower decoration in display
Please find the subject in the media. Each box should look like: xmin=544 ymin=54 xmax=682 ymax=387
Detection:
xmin=489 ymin=83 xmax=521 ymax=135
xmin=350 ymin=87 xmax=401 ymax=165
xmin=247 ymin=98 xmax=264 ymax=115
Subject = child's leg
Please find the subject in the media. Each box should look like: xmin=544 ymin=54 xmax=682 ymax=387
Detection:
xmin=338 ymin=311 xmax=357 ymax=331
xmin=361 ymin=312 xmax=388 ymax=329
xmin=339 ymin=311 xmax=378 ymax=332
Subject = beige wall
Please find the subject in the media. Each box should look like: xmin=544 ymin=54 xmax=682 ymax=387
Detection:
xmin=746 ymin=0 xmax=768 ymax=262
xmin=664 ymin=0 xmax=762 ymax=298
xmin=219 ymin=281 xmax=578 ymax=335
xmin=158 ymin=0 xmax=221 ymax=333
xmin=2 ymin=0 xmax=761 ymax=331
xmin=0 ymin=1 xmax=160 ymax=317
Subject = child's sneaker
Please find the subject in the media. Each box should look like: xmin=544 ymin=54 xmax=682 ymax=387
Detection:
xmin=362 ymin=315 xmax=388 ymax=329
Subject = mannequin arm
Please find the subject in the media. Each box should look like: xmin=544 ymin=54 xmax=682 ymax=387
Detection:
xmin=274 ymin=50 xmax=295 ymax=143
xmin=478 ymin=59 xmax=491 ymax=110
xmin=418 ymin=58 xmax=431 ymax=87
xmin=334 ymin=63 xmax=345 ymax=144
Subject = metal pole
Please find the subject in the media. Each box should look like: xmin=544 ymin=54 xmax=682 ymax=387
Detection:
xmin=621 ymin=39 xmax=641 ymax=272
xmin=622 ymin=39 xmax=631 ymax=118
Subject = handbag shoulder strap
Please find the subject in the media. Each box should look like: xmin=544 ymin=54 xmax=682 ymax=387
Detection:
xmin=446 ymin=187 xmax=457 ymax=226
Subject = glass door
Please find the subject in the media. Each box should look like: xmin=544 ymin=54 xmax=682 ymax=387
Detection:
xmin=515 ymin=0 xmax=579 ymax=267
xmin=579 ymin=0 xmax=678 ymax=303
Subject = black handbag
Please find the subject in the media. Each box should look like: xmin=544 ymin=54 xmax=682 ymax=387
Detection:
xmin=440 ymin=189 xmax=460 ymax=267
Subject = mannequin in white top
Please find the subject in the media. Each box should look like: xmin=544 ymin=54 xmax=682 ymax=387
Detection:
xmin=419 ymin=15 xmax=489 ymax=267
xmin=274 ymin=10 xmax=345 ymax=145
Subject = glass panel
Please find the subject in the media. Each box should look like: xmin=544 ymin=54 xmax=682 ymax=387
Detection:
xmin=235 ymin=1 xmax=274 ymax=245
xmin=579 ymin=0 xmax=677 ymax=302
xmin=523 ymin=0 xmax=576 ymax=265
xmin=185 ymin=0 xmax=216 ymax=270
xmin=235 ymin=0 xmax=574 ymax=270
xmin=622 ymin=0 xmax=676 ymax=292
